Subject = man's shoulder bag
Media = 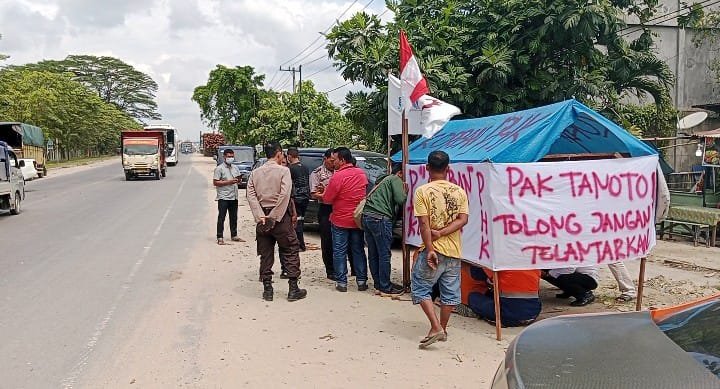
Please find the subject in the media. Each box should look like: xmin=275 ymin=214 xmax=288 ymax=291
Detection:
xmin=353 ymin=175 xmax=392 ymax=230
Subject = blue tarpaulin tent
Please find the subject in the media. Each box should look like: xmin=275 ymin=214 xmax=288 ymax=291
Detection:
xmin=392 ymin=99 xmax=657 ymax=164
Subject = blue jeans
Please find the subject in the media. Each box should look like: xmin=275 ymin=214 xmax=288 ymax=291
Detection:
xmin=362 ymin=214 xmax=393 ymax=291
xmin=331 ymin=224 xmax=367 ymax=287
xmin=411 ymin=250 xmax=461 ymax=306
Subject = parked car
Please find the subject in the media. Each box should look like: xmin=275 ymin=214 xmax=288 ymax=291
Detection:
xmin=249 ymin=148 xmax=392 ymax=222
xmin=216 ymin=145 xmax=256 ymax=189
xmin=17 ymin=158 xmax=39 ymax=181
xmin=491 ymin=292 xmax=720 ymax=388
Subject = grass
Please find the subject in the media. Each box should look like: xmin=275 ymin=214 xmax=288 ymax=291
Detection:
xmin=46 ymin=155 xmax=117 ymax=169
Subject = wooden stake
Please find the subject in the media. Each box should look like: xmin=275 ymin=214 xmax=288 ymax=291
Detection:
xmin=402 ymin=114 xmax=411 ymax=289
xmin=493 ymin=271 xmax=502 ymax=341
xmin=636 ymin=257 xmax=647 ymax=311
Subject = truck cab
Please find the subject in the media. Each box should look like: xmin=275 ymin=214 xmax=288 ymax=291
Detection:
xmin=0 ymin=140 xmax=25 ymax=215
xmin=121 ymin=131 xmax=167 ymax=180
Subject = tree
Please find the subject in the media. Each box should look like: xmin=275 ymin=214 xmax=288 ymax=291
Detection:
xmin=250 ymin=81 xmax=381 ymax=150
xmin=11 ymin=55 xmax=161 ymax=122
xmin=326 ymin=0 xmax=676 ymax=136
xmin=0 ymin=69 xmax=140 ymax=159
xmin=192 ymin=65 xmax=264 ymax=145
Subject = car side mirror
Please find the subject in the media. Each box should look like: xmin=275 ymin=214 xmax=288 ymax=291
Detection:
xmin=19 ymin=160 xmax=25 ymax=167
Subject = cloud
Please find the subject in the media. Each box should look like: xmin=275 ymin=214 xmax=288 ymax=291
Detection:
xmin=1 ymin=0 xmax=388 ymax=141
xmin=168 ymin=0 xmax=212 ymax=32
xmin=56 ymin=0 xmax=154 ymax=29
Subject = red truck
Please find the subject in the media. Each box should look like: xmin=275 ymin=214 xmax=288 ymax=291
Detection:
xmin=121 ymin=131 xmax=167 ymax=180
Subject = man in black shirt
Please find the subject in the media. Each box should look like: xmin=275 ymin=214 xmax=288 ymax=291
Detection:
xmin=287 ymin=147 xmax=310 ymax=251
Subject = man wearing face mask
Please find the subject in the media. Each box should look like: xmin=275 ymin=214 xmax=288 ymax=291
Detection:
xmin=213 ymin=148 xmax=244 ymax=245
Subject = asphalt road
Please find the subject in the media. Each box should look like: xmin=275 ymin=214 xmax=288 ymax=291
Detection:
xmin=0 ymin=156 xmax=210 ymax=388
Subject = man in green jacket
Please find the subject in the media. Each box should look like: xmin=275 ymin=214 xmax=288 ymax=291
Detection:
xmin=362 ymin=164 xmax=407 ymax=295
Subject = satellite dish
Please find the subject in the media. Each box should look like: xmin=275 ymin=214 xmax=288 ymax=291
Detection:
xmin=677 ymin=112 xmax=708 ymax=130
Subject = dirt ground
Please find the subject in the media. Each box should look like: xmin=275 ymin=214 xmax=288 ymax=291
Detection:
xmin=86 ymin=156 xmax=720 ymax=388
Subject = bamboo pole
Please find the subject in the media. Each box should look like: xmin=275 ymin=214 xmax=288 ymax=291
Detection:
xmin=402 ymin=114 xmax=411 ymax=289
xmin=636 ymin=257 xmax=647 ymax=311
xmin=493 ymin=271 xmax=502 ymax=341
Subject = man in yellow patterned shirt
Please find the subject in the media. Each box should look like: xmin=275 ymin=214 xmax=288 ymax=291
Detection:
xmin=412 ymin=150 xmax=469 ymax=349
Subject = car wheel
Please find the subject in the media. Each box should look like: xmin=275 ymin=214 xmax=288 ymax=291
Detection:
xmin=9 ymin=191 xmax=21 ymax=215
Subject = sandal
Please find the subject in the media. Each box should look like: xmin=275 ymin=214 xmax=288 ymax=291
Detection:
xmin=419 ymin=332 xmax=445 ymax=348
xmin=217 ymin=238 xmax=225 ymax=245
xmin=615 ymin=294 xmax=634 ymax=303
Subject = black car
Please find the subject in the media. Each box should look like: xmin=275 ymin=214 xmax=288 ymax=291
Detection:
xmin=491 ymin=293 xmax=720 ymax=388
xmin=250 ymin=148 xmax=389 ymax=225
xmin=216 ymin=145 xmax=256 ymax=189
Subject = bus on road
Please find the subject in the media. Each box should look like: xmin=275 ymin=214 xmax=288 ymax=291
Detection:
xmin=144 ymin=124 xmax=179 ymax=166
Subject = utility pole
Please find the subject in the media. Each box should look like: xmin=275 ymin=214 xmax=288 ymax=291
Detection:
xmin=298 ymin=65 xmax=303 ymax=145
xmin=279 ymin=65 xmax=304 ymax=145
xmin=279 ymin=66 xmax=299 ymax=92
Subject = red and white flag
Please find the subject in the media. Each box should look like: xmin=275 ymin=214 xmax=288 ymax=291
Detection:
xmin=388 ymin=74 xmax=461 ymax=138
xmin=400 ymin=30 xmax=429 ymax=111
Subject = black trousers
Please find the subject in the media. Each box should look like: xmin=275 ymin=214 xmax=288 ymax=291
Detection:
xmin=217 ymin=199 xmax=238 ymax=239
xmin=318 ymin=204 xmax=355 ymax=277
xmin=294 ymin=199 xmax=308 ymax=251
xmin=543 ymin=273 xmax=598 ymax=298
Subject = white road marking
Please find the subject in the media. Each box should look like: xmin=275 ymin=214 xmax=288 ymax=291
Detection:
xmin=60 ymin=166 xmax=192 ymax=388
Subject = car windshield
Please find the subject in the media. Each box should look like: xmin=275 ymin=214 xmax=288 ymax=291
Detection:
xmin=356 ymin=156 xmax=388 ymax=183
xmin=124 ymin=144 xmax=158 ymax=155
xmin=218 ymin=148 xmax=254 ymax=163
xmin=657 ymin=299 xmax=720 ymax=378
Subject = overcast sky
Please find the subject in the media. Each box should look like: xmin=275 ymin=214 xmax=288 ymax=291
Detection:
xmin=0 ymin=0 xmax=390 ymax=141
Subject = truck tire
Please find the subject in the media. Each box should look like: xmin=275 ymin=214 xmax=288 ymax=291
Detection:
xmin=155 ymin=170 xmax=161 ymax=180
xmin=9 ymin=191 xmax=21 ymax=215
xmin=125 ymin=172 xmax=132 ymax=181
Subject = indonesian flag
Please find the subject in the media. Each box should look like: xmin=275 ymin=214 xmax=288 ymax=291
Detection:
xmin=417 ymin=95 xmax=461 ymax=138
xmin=388 ymin=74 xmax=461 ymax=138
xmin=400 ymin=30 xmax=429 ymax=111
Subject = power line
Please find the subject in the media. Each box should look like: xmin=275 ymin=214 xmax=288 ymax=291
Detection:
xmin=290 ymin=0 xmax=379 ymax=66
xmin=268 ymin=72 xmax=288 ymax=90
xmin=306 ymin=64 xmax=335 ymax=79
xmin=619 ymin=0 xmax=718 ymax=38
xmin=324 ymin=82 xmax=352 ymax=94
xmin=265 ymin=71 xmax=280 ymax=89
xmin=279 ymin=0 xmax=361 ymax=67
xmin=302 ymin=54 xmax=328 ymax=66
xmin=273 ymin=72 xmax=293 ymax=91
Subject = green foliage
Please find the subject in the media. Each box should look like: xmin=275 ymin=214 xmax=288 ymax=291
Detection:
xmin=192 ymin=65 xmax=380 ymax=150
xmin=192 ymin=65 xmax=264 ymax=145
xmin=607 ymin=103 xmax=677 ymax=138
xmin=10 ymin=55 xmax=161 ymax=122
xmin=326 ymin=0 xmax=675 ymax=137
xmin=0 ymin=69 xmax=140 ymax=158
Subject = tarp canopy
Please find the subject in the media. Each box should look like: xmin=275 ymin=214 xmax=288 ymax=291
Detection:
xmin=392 ymin=99 xmax=657 ymax=164
xmin=0 ymin=122 xmax=45 ymax=147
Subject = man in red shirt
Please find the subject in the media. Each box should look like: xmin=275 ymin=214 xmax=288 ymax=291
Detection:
xmin=319 ymin=147 xmax=368 ymax=292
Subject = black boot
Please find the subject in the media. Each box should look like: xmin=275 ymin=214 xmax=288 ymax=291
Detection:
xmin=287 ymin=278 xmax=307 ymax=302
xmin=262 ymin=280 xmax=273 ymax=301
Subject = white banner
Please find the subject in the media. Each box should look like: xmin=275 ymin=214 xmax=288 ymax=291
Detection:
xmin=405 ymin=156 xmax=659 ymax=270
